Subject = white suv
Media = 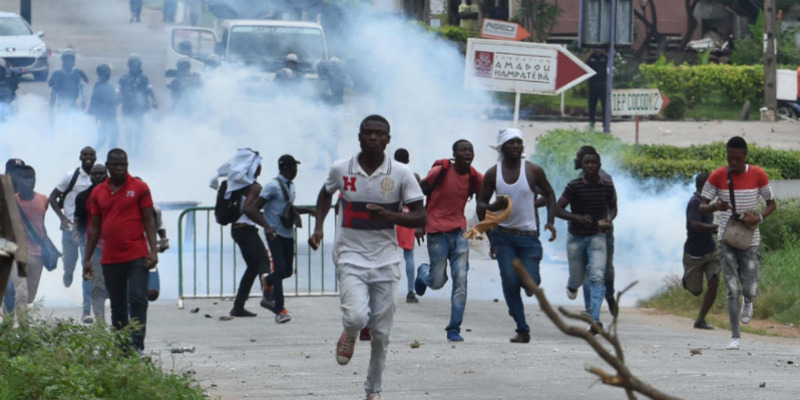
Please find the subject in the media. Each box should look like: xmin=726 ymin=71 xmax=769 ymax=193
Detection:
xmin=0 ymin=12 xmax=49 ymax=81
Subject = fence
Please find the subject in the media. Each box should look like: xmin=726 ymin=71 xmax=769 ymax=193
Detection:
xmin=176 ymin=206 xmax=338 ymax=308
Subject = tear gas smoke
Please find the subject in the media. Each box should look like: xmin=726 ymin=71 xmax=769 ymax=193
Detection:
xmin=1 ymin=5 xmax=693 ymax=310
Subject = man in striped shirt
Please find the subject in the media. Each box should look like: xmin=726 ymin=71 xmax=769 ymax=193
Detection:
xmin=699 ymin=136 xmax=776 ymax=351
xmin=556 ymin=148 xmax=617 ymax=333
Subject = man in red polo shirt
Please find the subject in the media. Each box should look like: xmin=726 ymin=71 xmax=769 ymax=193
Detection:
xmin=83 ymin=148 xmax=158 ymax=354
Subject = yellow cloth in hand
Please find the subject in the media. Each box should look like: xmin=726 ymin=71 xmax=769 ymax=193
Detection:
xmin=463 ymin=198 xmax=513 ymax=240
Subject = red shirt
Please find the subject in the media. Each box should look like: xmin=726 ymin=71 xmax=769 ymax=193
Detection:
xmin=395 ymin=206 xmax=415 ymax=250
xmin=16 ymin=192 xmax=48 ymax=257
xmin=423 ymin=165 xmax=483 ymax=234
xmin=89 ymin=174 xmax=153 ymax=264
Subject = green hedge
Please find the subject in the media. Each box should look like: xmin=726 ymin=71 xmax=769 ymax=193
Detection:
xmin=639 ymin=64 xmax=763 ymax=107
xmin=532 ymin=130 xmax=799 ymax=186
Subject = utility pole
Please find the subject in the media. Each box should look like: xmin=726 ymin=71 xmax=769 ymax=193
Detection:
xmin=20 ymin=0 xmax=31 ymax=24
xmin=603 ymin=0 xmax=617 ymax=133
xmin=763 ymin=0 xmax=777 ymax=120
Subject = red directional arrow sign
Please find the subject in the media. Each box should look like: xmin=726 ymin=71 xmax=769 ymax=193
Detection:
xmin=464 ymin=38 xmax=596 ymax=95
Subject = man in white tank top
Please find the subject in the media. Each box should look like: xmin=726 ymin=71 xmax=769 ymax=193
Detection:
xmin=477 ymin=128 xmax=557 ymax=344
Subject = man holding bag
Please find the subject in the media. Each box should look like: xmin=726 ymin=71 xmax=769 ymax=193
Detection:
xmin=255 ymin=155 xmax=313 ymax=324
xmin=699 ymin=136 xmax=777 ymax=351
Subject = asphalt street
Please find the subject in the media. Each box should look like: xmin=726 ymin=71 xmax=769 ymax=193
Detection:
xmin=44 ymin=297 xmax=800 ymax=400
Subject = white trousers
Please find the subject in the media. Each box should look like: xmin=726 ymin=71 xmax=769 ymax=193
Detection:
xmin=337 ymin=262 xmax=399 ymax=395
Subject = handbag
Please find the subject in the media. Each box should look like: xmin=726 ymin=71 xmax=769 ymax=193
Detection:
xmin=19 ymin=206 xmax=62 ymax=271
xmin=276 ymin=178 xmax=302 ymax=229
xmin=721 ymin=168 xmax=755 ymax=250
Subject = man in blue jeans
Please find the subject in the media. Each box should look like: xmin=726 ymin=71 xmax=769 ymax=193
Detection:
xmin=556 ymin=148 xmax=617 ymax=334
xmin=414 ymin=139 xmax=482 ymax=342
xmin=477 ymin=129 xmax=557 ymax=343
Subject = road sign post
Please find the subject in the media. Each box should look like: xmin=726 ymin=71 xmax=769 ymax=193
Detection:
xmin=611 ymin=88 xmax=670 ymax=144
xmin=464 ymin=39 xmax=596 ymax=126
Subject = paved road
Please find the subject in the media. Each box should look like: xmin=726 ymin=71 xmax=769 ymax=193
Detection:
xmin=44 ymin=297 xmax=800 ymax=400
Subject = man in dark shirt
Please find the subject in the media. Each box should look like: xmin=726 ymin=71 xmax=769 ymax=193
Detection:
xmin=584 ymin=49 xmax=607 ymax=130
xmin=119 ymin=54 xmax=157 ymax=154
xmin=74 ymin=164 xmax=108 ymax=324
xmin=88 ymin=64 xmax=119 ymax=151
xmin=683 ymin=172 xmax=720 ymax=330
xmin=556 ymin=149 xmax=616 ymax=331
xmin=48 ymin=51 xmax=89 ymax=111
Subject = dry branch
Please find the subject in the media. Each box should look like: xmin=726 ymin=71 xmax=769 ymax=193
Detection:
xmin=511 ymin=259 xmax=681 ymax=400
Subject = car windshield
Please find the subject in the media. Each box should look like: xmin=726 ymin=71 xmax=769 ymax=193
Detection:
xmin=228 ymin=25 xmax=325 ymax=72
xmin=0 ymin=17 xmax=32 ymax=36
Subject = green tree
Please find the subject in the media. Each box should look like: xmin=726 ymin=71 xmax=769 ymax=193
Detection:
xmin=731 ymin=10 xmax=800 ymax=65
xmin=514 ymin=0 xmax=562 ymax=42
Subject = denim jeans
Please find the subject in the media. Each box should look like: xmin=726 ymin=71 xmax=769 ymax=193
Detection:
xmin=567 ymin=233 xmax=607 ymax=322
xmin=266 ymin=234 xmax=295 ymax=313
xmin=402 ymin=248 xmax=415 ymax=293
xmin=582 ymin=231 xmax=615 ymax=311
xmin=719 ymin=243 xmax=761 ymax=339
xmin=417 ymin=230 xmax=469 ymax=333
xmin=491 ymin=228 xmax=542 ymax=334
xmin=231 ymin=225 xmax=269 ymax=310
xmin=103 ymin=258 xmax=149 ymax=350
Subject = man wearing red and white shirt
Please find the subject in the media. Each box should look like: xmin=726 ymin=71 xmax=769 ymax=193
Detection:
xmin=413 ymin=139 xmax=482 ymax=342
xmin=699 ymin=136 xmax=776 ymax=351
xmin=84 ymin=149 xmax=158 ymax=353
xmin=309 ymin=115 xmax=426 ymax=400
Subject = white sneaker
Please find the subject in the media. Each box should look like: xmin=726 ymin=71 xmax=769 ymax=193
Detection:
xmin=726 ymin=338 xmax=741 ymax=350
xmin=566 ymin=287 xmax=578 ymax=300
xmin=81 ymin=315 xmax=94 ymax=324
xmin=741 ymin=299 xmax=753 ymax=324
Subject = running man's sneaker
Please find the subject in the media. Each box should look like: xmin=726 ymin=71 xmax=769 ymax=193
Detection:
xmin=414 ymin=274 xmax=427 ymax=296
xmin=336 ymin=331 xmax=357 ymax=365
xmin=446 ymin=330 xmax=464 ymax=342
xmin=275 ymin=309 xmax=292 ymax=323
xmin=693 ymin=320 xmax=714 ymax=330
xmin=406 ymin=291 xmax=419 ymax=303
xmin=359 ymin=327 xmax=371 ymax=341
xmin=509 ymin=332 xmax=530 ymax=343
xmin=229 ymin=308 xmax=257 ymax=317
xmin=589 ymin=321 xmax=604 ymax=336
xmin=260 ymin=296 xmax=277 ymax=314
xmin=741 ymin=299 xmax=753 ymax=324
xmin=82 ymin=315 xmax=94 ymax=324
xmin=566 ymin=287 xmax=578 ymax=300
xmin=726 ymin=338 xmax=741 ymax=350
xmin=366 ymin=393 xmax=382 ymax=400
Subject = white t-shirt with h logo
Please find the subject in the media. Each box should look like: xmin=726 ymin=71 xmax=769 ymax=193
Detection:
xmin=324 ymin=153 xmax=424 ymax=268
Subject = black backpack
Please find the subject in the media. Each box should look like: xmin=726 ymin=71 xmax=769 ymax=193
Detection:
xmin=214 ymin=180 xmax=246 ymax=225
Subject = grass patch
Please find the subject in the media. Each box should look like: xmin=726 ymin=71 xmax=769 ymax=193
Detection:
xmin=641 ymin=200 xmax=800 ymax=335
xmin=0 ymin=312 xmax=207 ymax=399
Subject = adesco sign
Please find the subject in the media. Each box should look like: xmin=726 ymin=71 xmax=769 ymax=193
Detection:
xmin=480 ymin=18 xmax=530 ymax=41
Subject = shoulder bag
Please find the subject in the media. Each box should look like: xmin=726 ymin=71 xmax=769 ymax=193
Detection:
xmin=19 ymin=205 xmax=62 ymax=271
xmin=721 ymin=168 xmax=756 ymax=250
xmin=275 ymin=178 xmax=302 ymax=229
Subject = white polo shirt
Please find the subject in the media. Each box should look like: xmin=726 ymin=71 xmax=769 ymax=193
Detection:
xmin=325 ymin=153 xmax=424 ymax=268
xmin=56 ymin=167 xmax=92 ymax=221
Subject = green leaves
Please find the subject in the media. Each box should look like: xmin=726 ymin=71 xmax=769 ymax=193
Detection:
xmin=639 ymin=64 xmax=764 ymax=107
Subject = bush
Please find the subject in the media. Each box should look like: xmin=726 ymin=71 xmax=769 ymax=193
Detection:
xmin=730 ymin=11 xmax=800 ymax=66
xmin=639 ymin=64 xmax=763 ymax=107
xmin=0 ymin=315 xmax=207 ymax=399
xmin=532 ymin=130 xmax=796 ymax=185
xmin=759 ymin=198 xmax=800 ymax=252
xmin=662 ymin=92 xmax=687 ymax=120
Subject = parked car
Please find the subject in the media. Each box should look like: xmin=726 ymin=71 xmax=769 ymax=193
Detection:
xmin=0 ymin=12 xmax=49 ymax=81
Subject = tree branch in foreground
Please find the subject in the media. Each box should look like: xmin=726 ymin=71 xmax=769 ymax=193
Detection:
xmin=512 ymin=258 xmax=681 ymax=400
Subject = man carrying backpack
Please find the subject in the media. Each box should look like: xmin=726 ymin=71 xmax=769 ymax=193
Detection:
xmin=210 ymin=148 xmax=271 ymax=317
xmin=48 ymin=146 xmax=96 ymax=323
xmin=414 ymin=139 xmax=482 ymax=342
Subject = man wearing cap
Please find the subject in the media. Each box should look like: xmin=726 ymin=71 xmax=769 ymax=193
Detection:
xmin=477 ymin=128 xmax=557 ymax=344
xmin=253 ymin=154 xmax=313 ymax=324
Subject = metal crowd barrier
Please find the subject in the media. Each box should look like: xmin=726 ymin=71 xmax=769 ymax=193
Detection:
xmin=176 ymin=206 xmax=338 ymax=308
